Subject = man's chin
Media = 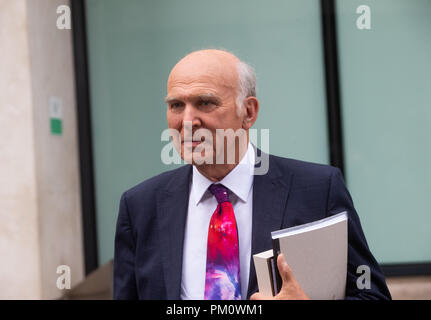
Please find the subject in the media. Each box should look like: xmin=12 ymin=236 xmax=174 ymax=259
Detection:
xmin=181 ymin=150 xmax=215 ymax=166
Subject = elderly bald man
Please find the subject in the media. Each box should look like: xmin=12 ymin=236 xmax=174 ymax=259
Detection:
xmin=113 ymin=49 xmax=391 ymax=300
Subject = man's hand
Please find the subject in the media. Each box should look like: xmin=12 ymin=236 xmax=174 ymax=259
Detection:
xmin=250 ymin=253 xmax=310 ymax=300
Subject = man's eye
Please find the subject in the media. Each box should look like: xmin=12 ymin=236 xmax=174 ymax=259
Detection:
xmin=170 ymin=102 xmax=182 ymax=109
xmin=200 ymin=100 xmax=213 ymax=107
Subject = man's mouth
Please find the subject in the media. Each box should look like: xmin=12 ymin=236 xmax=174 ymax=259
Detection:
xmin=182 ymin=140 xmax=203 ymax=147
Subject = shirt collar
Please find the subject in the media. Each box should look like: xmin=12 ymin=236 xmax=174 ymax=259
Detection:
xmin=191 ymin=142 xmax=255 ymax=206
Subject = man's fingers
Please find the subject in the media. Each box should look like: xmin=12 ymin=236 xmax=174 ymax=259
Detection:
xmin=250 ymin=292 xmax=262 ymax=300
xmin=277 ymin=253 xmax=292 ymax=284
xmin=250 ymin=292 xmax=273 ymax=300
xmin=273 ymin=254 xmax=310 ymax=300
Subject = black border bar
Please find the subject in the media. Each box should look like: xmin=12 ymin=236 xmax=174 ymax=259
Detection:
xmin=71 ymin=0 xmax=99 ymax=275
xmin=320 ymin=0 xmax=345 ymax=175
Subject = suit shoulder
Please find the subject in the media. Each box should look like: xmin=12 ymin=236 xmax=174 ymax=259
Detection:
xmin=122 ymin=165 xmax=191 ymax=201
xmin=270 ymin=154 xmax=340 ymax=179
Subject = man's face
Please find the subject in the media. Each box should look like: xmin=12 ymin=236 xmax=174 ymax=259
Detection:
xmin=166 ymin=52 xmax=245 ymax=165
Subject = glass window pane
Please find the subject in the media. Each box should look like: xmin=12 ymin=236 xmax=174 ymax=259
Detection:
xmin=336 ymin=0 xmax=431 ymax=263
xmin=85 ymin=0 xmax=329 ymax=264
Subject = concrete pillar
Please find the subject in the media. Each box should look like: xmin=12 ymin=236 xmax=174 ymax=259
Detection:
xmin=0 ymin=0 xmax=84 ymax=299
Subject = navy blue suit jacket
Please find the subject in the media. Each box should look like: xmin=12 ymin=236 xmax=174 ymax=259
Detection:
xmin=114 ymin=152 xmax=391 ymax=300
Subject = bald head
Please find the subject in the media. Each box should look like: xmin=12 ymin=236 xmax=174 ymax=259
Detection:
xmin=167 ymin=49 xmax=255 ymax=115
xmin=168 ymin=49 xmax=240 ymax=94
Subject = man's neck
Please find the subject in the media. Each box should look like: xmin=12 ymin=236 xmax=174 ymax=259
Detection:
xmin=195 ymin=163 xmax=238 ymax=182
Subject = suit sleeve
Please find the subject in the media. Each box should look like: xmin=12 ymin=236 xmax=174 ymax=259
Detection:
xmin=327 ymin=168 xmax=392 ymax=300
xmin=113 ymin=192 xmax=138 ymax=299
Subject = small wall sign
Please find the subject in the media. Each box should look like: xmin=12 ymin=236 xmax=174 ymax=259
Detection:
xmin=49 ymin=96 xmax=63 ymax=136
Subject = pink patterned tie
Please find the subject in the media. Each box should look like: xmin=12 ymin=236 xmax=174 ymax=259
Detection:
xmin=204 ymin=184 xmax=241 ymax=300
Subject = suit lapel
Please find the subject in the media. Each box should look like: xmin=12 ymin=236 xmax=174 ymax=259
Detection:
xmin=246 ymin=155 xmax=293 ymax=298
xmin=157 ymin=165 xmax=192 ymax=299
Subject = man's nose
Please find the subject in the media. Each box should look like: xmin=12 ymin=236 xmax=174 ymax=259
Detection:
xmin=182 ymin=104 xmax=201 ymax=128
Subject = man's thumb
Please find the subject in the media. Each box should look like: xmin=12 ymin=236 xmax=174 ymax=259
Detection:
xmin=277 ymin=253 xmax=292 ymax=284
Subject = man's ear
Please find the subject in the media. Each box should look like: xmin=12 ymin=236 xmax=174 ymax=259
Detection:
xmin=242 ymin=96 xmax=259 ymax=130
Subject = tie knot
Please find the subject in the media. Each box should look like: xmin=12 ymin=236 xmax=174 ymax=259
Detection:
xmin=208 ymin=184 xmax=230 ymax=204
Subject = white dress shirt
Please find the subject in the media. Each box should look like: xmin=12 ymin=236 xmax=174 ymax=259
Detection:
xmin=180 ymin=143 xmax=255 ymax=300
